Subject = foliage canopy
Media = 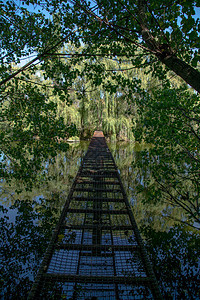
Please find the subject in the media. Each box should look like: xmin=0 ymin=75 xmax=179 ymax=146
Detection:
xmin=0 ymin=1 xmax=200 ymax=224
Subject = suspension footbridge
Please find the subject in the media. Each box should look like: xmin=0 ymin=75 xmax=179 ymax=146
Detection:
xmin=28 ymin=131 xmax=162 ymax=299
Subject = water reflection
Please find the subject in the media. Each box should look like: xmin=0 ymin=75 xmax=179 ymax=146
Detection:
xmin=0 ymin=141 xmax=199 ymax=299
xmin=0 ymin=142 xmax=88 ymax=299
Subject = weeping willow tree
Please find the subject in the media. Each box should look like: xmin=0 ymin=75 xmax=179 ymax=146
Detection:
xmin=53 ymin=43 xmax=141 ymax=140
xmin=32 ymin=41 xmax=170 ymax=142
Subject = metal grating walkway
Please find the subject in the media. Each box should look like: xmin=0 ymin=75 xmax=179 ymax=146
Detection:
xmin=28 ymin=131 xmax=162 ymax=299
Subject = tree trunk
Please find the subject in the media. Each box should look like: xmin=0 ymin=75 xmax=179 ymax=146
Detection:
xmin=138 ymin=0 xmax=200 ymax=93
xmin=142 ymin=27 xmax=200 ymax=93
xmin=158 ymin=54 xmax=200 ymax=93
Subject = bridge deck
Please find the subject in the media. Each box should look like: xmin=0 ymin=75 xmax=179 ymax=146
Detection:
xmin=28 ymin=131 xmax=162 ymax=299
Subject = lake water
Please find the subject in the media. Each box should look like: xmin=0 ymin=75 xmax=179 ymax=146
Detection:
xmin=0 ymin=140 xmax=199 ymax=299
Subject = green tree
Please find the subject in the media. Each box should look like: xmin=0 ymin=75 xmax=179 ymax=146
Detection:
xmin=1 ymin=0 xmax=200 ymax=224
xmin=0 ymin=68 xmax=76 ymax=189
xmin=134 ymin=86 xmax=200 ymax=227
xmin=1 ymin=1 xmax=200 ymax=91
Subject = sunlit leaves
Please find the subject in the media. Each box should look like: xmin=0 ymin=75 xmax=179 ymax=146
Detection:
xmin=0 ymin=76 xmax=77 ymax=189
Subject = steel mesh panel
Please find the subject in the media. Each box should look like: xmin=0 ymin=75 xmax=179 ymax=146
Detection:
xmin=47 ymin=250 xmax=79 ymax=275
xmin=28 ymin=131 xmax=162 ymax=300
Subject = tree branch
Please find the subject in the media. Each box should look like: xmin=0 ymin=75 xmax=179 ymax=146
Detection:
xmin=0 ymin=29 xmax=78 ymax=86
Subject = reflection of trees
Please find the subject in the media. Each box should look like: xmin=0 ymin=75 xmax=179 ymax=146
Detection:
xmin=0 ymin=142 xmax=88 ymax=299
xmin=109 ymin=142 xmax=199 ymax=299
xmin=1 ymin=141 xmax=199 ymax=299
xmin=0 ymin=200 xmax=56 ymax=298
xmin=142 ymin=224 xmax=200 ymax=299
xmin=109 ymin=142 xmax=184 ymax=231
xmin=0 ymin=142 xmax=88 ymax=206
